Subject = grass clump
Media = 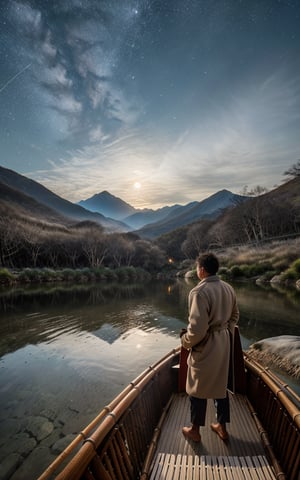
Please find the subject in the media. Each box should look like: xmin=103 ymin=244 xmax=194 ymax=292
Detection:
xmin=0 ymin=268 xmax=16 ymax=284
xmin=281 ymin=258 xmax=300 ymax=281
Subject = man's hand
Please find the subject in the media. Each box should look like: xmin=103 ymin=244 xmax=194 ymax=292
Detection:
xmin=180 ymin=328 xmax=187 ymax=338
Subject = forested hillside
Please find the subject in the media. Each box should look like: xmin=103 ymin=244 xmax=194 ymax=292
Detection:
xmin=0 ymin=173 xmax=299 ymax=271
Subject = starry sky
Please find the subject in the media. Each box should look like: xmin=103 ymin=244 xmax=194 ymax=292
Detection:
xmin=0 ymin=0 xmax=299 ymax=209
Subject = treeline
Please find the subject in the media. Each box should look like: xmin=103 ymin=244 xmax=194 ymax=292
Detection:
xmin=0 ymin=204 xmax=167 ymax=272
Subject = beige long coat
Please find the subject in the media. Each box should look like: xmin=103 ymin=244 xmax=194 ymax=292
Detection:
xmin=181 ymin=275 xmax=239 ymax=399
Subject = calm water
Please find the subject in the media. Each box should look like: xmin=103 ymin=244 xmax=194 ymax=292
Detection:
xmin=0 ymin=280 xmax=299 ymax=479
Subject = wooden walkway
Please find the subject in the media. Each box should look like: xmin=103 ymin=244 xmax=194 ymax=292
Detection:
xmin=148 ymin=392 xmax=277 ymax=480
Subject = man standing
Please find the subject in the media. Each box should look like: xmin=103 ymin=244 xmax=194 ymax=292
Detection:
xmin=180 ymin=252 xmax=239 ymax=443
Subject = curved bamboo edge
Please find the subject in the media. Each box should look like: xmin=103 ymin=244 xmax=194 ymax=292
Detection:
xmin=244 ymin=351 xmax=300 ymax=429
xmin=38 ymin=347 xmax=180 ymax=480
xmin=140 ymin=394 xmax=175 ymax=480
xmin=245 ymin=397 xmax=286 ymax=480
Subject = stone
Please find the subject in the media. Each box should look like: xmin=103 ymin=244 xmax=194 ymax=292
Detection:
xmin=247 ymin=335 xmax=300 ymax=379
xmin=10 ymin=446 xmax=56 ymax=480
xmin=0 ymin=433 xmax=36 ymax=460
xmin=0 ymin=453 xmax=22 ymax=480
xmin=25 ymin=416 xmax=54 ymax=442
xmin=52 ymin=434 xmax=77 ymax=454
xmin=0 ymin=419 xmax=21 ymax=445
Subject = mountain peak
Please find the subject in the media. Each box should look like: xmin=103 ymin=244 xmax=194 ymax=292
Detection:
xmin=78 ymin=191 xmax=136 ymax=220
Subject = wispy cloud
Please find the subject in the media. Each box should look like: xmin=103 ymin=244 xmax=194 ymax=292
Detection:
xmin=28 ymin=65 xmax=300 ymax=208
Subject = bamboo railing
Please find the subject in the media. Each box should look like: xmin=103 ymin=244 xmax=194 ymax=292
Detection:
xmin=38 ymin=347 xmax=180 ymax=480
xmin=244 ymin=352 xmax=300 ymax=480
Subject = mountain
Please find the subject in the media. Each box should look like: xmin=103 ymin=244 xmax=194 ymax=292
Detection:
xmin=264 ymin=176 xmax=300 ymax=206
xmin=0 ymin=180 xmax=71 ymax=225
xmin=78 ymin=191 xmax=183 ymax=228
xmin=0 ymin=166 xmax=127 ymax=232
xmin=123 ymin=205 xmax=181 ymax=229
xmin=135 ymin=190 xmax=246 ymax=239
xmin=78 ymin=191 xmax=136 ymax=220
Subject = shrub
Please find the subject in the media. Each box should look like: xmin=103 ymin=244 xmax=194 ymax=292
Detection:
xmin=291 ymin=258 xmax=300 ymax=275
xmin=230 ymin=265 xmax=244 ymax=277
xmin=218 ymin=267 xmax=228 ymax=275
xmin=281 ymin=258 xmax=300 ymax=281
xmin=0 ymin=268 xmax=15 ymax=284
xmin=103 ymin=268 xmax=118 ymax=282
xmin=61 ymin=268 xmax=76 ymax=281
xmin=258 ymin=270 xmax=278 ymax=282
xmin=92 ymin=268 xmax=106 ymax=280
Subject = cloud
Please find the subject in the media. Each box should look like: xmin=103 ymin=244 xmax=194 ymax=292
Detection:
xmin=89 ymin=126 xmax=107 ymax=143
xmin=41 ymin=64 xmax=73 ymax=89
xmin=9 ymin=1 xmax=42 ymax=35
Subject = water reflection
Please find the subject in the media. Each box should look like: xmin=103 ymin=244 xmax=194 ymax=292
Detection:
xmin=235 ymin=282 xmax=300 ymax=348
xmin=0 ymin=280 xmax=299 ymax=479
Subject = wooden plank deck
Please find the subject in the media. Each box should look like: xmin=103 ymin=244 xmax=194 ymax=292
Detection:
xmin=148 ymin=392 xmax=277 ymax=480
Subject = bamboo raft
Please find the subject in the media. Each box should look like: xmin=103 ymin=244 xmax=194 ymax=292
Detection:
xmin=39 ymin=337 xmax=300 ymax=480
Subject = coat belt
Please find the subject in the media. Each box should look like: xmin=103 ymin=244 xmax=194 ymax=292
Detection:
xmin=208 ymin=323 xmax=228 ymax=333
xmin=192 ymin=324 xmax=228 ymax=351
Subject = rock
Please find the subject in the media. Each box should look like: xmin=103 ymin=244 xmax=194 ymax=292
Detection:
xmin=184 ymin=270 xmax=195 ymax=279
xmin=10 ymin=446 xmax=56 ymax=480
xmin=0 ymin=453 xmax=22 ymax=480
xmin=247 ymin=335 xmax=300 ymax=379
xmin=25 ymin=416 xmax=54 ymax=442
xmin=41 ymin=427 xmax=62 ymax=448
xmin=0 ymin=433 xmax=36 ymax=460
xmin=0 ymin=419 xmax=21 ymax=444
xmin=270 ymin=274 xmax=283 ymax=284
xmin=52 ymin=434 xmax=77 ymax=454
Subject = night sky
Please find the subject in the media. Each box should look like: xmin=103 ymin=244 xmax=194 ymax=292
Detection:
xmin=0 ymin=1 xmax=299 ymax=209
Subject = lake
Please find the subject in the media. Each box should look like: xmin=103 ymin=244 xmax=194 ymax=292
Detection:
xmin=0 ymin=279 xmax=299 ymax=479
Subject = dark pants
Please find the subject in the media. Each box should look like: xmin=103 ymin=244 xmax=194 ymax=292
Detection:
xmin=190 ymin=393 xmax=230 ymax=426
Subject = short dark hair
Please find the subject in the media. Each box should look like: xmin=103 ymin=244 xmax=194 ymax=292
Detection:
xmin=196 ymin=252 xmax=219 ymax=275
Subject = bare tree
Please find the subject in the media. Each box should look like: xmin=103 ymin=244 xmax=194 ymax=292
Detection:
xmin=82 ymin=226 xmax=108 ymax=267
xmin=284 ymin=160 xmax=300 ymax=178
xmin=181 ymin=220 xmax=213 ymax=258
xmin=106 ymin=234 xmax=135 ymax=267
xmin=240 ymin=185 xmax=268 ymax=196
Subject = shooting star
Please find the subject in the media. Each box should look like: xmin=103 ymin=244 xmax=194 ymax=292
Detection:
xmin=0 ymin=63 xmax=32 ymax=93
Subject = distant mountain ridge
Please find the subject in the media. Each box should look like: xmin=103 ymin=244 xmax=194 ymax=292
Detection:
xmin=0 ymin=166 xmax=127 ymax=232
xmin=0 ymin=180 xmax=71 ymax=224
xmin=78 ymin=189 xmax=246 ymax=235
xmin=123 ymin=205 xmax=181 ymax=229
xmin=135 ymin=189 xmax=245 ymax=238
xmin=78 ymin=190 xmax=182 ymax=228
xmin=0 ymin=165 xmax=248 ymax=238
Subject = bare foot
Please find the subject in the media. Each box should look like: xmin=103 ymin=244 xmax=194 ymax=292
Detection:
xmin=211 ymin=422 xmax=229 ymax=441
xmin=182 ymin=426 xmax=201 ymax=443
